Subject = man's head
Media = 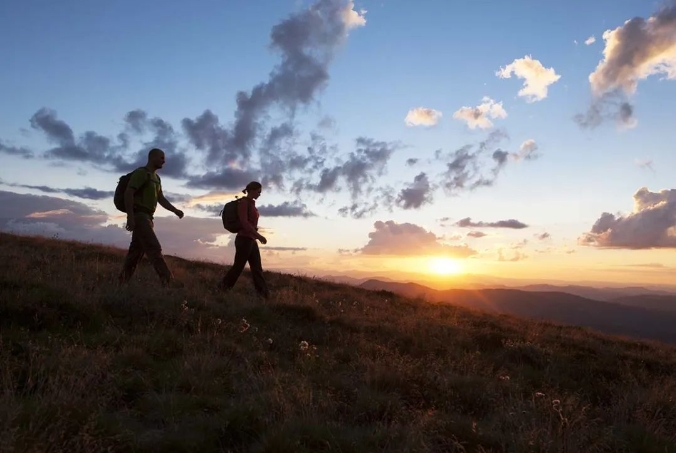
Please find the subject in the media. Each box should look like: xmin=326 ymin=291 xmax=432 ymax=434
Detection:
xmin=147 ymin=148 xmax=166 ymax=170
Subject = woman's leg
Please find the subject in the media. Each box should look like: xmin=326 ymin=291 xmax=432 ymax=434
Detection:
xmin=247 ymin=241 xmax=269 ymax=298
xmin=221 ymin=236 xmax=254 ymax=289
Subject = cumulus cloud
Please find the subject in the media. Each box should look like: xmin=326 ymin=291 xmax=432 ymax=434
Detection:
xmin=578 ymin=4 xmax=676 ymax=128
xmin=406 ymin=158 xmax=419 ymax=166
xmin=359 ymin=220 xmax=477 ymax=257
xmin=437 ymin=129 xmax=511 ymax=194
xmin=513 ymin=139 xmax=540 ymax=161
xmin=404 ymin=107 xmax=443 ymax=127
xmin=536 ymin=232 xmax=551 ymax=240
xmin=396 ymin=172 xmax=433 ymax=210
xmin=580 ymin=187 xmax=676 ymax=249
xmin=589 ymin=5 xmax=676 ymax=97
xmin=585 ymin=35 xmax=597 ymax=46
xmin=456 ymin=217 xmax=528 ymax=229
xmin=452 ymin=97 xmax=507 ymax=129
xmin=496 ymin=55 xmax=561 ymax=102
xmin=342 ymin=0 xmax=367 ymax=28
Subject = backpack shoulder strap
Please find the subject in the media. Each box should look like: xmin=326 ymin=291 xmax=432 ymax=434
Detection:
xmin=136 ymin=167 xmax=154 ymax=191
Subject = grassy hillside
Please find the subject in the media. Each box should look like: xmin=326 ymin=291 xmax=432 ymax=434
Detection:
xmin=1 ymin=232 xmax=675 ymax=453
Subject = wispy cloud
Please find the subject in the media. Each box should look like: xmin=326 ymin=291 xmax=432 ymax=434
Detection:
xmin=467 ymin=231 xmax=487 ymax=238
xmin=0 ymin=140 xmax=33 ymax=159
xmin=585 ymin=35 xmax=596 ymax=46
xmin=456 ymin=217 xmax=528 ymax=229
xmin=257 ymin=201 xmax=315 ymax=217
xmin=498 ymin=248 xmax=528 ymax=262
xmin=635 ymin=159 xmax=654 ymax=171
xmin=396 ymin=172 xmax=433 ymax=210
xmin=436 ymin=129 xmax=512 ymax=194
xmin=574 ymin=93 xmax=637 ymax=129
xmin=452 ymin=97 xmax=507 ymax=129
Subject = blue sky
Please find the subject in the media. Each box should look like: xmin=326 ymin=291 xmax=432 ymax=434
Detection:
xmin=2 ymin=0 xmax=676 ymax=287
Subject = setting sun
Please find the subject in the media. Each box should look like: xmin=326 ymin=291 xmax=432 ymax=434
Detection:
xmin=428 ymin=257 xmax=464 ymax=275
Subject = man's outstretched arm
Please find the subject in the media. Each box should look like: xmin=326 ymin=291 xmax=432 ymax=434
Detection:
xmin=158 ymin=192 xmax=184 ymax=218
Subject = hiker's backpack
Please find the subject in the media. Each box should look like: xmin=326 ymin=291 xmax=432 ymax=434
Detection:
xmin=220 ymin=198 xmax=249 ymax=233
xmin=113 ymin=168 xmax=154 ymax=213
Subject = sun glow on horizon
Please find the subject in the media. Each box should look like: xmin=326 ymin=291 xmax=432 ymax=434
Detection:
xmin=428 ymin=257 xmax=464 ymax=275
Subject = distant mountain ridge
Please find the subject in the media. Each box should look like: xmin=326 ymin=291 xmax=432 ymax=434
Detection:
xmin=320 ymin=274 xmax=676 ymax=299
xmin=359 ymin=279 xmax=676 ymax=344
xmin=514 ymin=284 xmax=676 ymax=301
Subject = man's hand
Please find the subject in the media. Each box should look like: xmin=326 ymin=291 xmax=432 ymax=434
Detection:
xmin=258 ymin=235 xmax=267 ymax=245
xmin=174 ymin=209 xmax=184 ymax=219
xmin=125 ymin=216 xmax=136 ymax=232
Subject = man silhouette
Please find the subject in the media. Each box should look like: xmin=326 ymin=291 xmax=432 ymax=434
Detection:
xmin=119 ymin=148 xmax=184 ymax=286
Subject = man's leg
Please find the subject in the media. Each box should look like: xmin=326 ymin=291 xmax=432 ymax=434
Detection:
xmin=221 ymin=236 xmax=253 ymax=289
xmin=119 ymin=229 xmax=145 ymax=284
xmin=134 ymin=215 xmax=173 ymax=285
xmin=247 ymin=241 xmax=269 ymax=298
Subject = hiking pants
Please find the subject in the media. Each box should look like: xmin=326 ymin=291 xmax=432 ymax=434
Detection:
xmin=221 ymin=236 xmax=268 ymax=297
xmin=119 ymin=213 xmax=173 ymax=284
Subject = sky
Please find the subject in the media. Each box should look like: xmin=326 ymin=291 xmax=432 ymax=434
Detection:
xmin=2 ymin=0 xmax=676 ymax=288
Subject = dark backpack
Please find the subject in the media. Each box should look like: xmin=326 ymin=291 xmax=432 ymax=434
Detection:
xmin=113 ymin=168 xmax=154 ymax=213
xmin=220 ymin=198 xmax=249 ymax=233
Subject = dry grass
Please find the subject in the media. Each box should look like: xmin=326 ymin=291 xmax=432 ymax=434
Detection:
xmin=1 ymin=232 xmax=676 ymax=452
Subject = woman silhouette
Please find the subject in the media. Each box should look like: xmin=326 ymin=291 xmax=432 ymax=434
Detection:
xmin=219 ymin=181 xmax=269 ymax=298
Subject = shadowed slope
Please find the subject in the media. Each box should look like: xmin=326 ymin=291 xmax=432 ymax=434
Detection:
xmin=1 ymin=232 xmax=675 ymax=452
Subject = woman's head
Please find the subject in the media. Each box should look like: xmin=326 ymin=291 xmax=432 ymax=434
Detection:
xmin=243 ymin=181 xmax=262 ymax=199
